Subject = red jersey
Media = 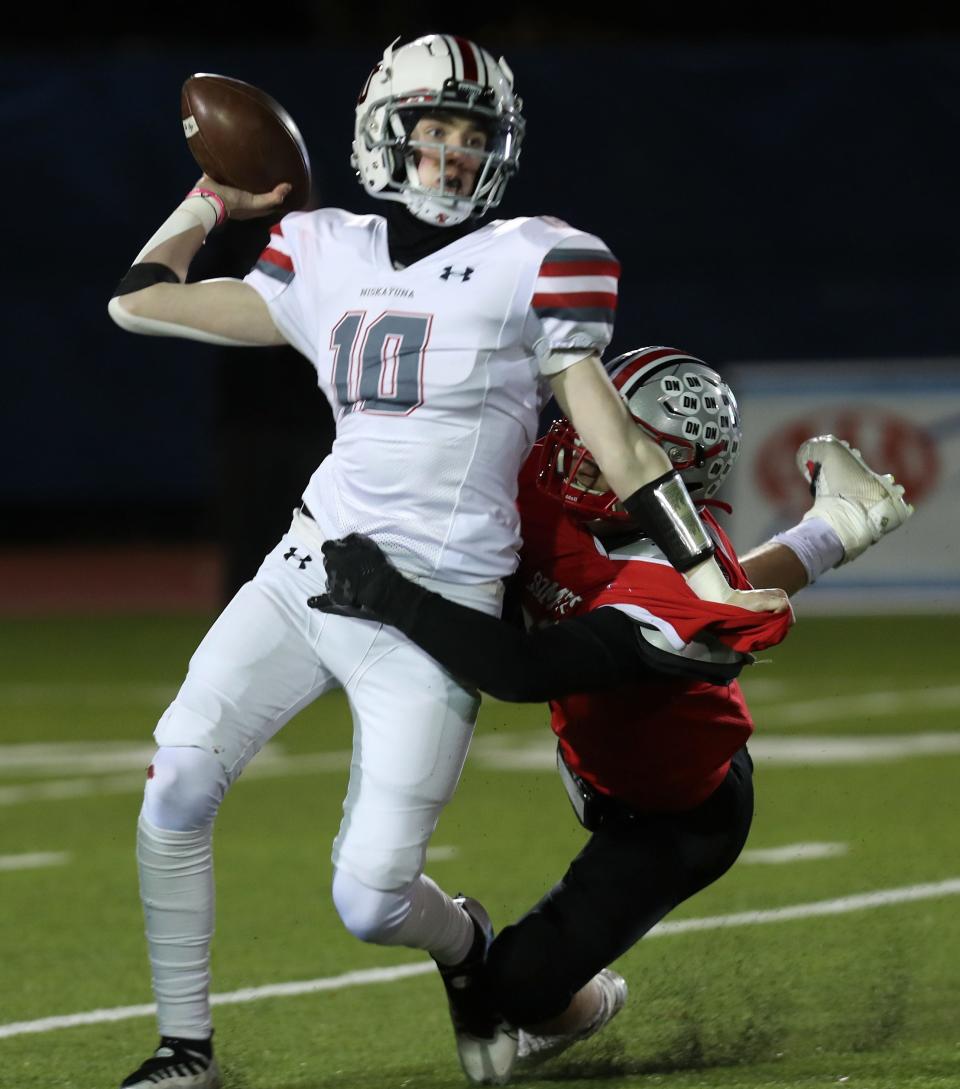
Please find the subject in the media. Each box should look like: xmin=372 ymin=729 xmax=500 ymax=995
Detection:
xmin=517 ymin=448 xmax=792 ymax=812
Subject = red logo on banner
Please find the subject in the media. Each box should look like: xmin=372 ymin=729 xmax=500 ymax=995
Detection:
xmin=755 ymin=409 xmax=937 ymax=512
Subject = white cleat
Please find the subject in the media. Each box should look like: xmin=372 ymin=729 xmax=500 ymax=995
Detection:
xmin=455 ymin=1027 xmax=520 ymax=1087
xmin=798 ymin=434 xmax=914 ymax=564
xmin=516 ymin=968 xmax=627 ymax=1069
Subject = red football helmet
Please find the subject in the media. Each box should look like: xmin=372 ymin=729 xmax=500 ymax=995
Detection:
xmin=537 ymin=346 xmax=742 ymax=522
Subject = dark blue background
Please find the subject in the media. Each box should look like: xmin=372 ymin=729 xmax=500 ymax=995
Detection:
xmin=3 ymin=36 xmax=959 ymax=547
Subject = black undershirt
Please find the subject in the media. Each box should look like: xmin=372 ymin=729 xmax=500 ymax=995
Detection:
xmin=384 ymin=202 xmax=478 ymax=268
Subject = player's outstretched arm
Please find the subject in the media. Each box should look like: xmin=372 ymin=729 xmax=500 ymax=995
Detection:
xmin=309 ymin=535 xmax=737 ymax=702
xmin=739 ymin=542 xmax=810 ymax=597
xmin=548 ymin=355 xmax=789 ymax=615
xmin=107 ymin=175 xmax=290 ymax=347
xmin=740 ymin=434 xmax=914 ymax=593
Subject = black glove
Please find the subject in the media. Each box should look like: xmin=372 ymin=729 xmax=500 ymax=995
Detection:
xmin=307 ymin=533 xmax=423 ymax=626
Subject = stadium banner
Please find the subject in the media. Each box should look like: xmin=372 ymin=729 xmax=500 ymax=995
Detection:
xmin=724 ymin=361 xmax=960 ymax=613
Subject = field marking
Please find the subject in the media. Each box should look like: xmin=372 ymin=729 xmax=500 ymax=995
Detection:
xmin=753 ymin=685 xmax=960 ymax=727
xmin=0 ymin=964 xmax=434 ymax=1040
xmin=0 ymin=852 xmax=70 ymax=872
xmin=648 ymin=879 xmax=960 ymax=935
xmin=0 ymin=741 xmax=341 ymax=778
xmin=3 ymin=731 xmax=960 ymax=806
xmin=749 ymin=733 xmax=960 ymax=764
xmin=2 ymin=877 xmax=958 ymax=1041
xmin=425 ymin=846 xmax=459 ymax=862
xmin=473 ymin=731 xmax=960 ymax=770
xmin=0 ymin=684 xmax=176 ymax=707
xmin=0 ymin=749 xmax=353 ymax=806
xmin=0 ymin=742 xmax=158 ymax=775
xmin=740 ymin=842 xmax=848 ymax=864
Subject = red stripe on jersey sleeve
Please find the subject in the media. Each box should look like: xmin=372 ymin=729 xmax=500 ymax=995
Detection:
xmin=539 ymin=259 xmax=621 ymax=278
xmin=532 ymin=291 xmax=618 ymax=310
xmin=258 ymin=246 xmax=294 ymax=272
xmin=269 ymin=223 xmax=284 ymax=237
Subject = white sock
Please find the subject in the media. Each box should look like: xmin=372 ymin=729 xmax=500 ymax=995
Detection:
xmin=137 ymin=814 xmax=215 ymax=1039
xmin=404 ymin=875 xmax=475 ymax=965
xmin=331 ymin=868 xmax=474 ymax=963
xmin=771 ymin=517 xmax=845 ymax=584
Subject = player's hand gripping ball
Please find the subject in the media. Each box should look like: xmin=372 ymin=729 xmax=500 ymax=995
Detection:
xmin=181 ymin=73 xmax=312 ymax=210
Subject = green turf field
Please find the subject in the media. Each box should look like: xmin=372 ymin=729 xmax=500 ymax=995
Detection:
xmin=1 ymin=613 xmax=959 ymax=1089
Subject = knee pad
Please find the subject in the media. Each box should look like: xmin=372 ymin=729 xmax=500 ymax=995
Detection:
xmin=331 ymin=868 xmax=414 ymax=945
xmin=141 ymin=746 xmax=229 ymax=832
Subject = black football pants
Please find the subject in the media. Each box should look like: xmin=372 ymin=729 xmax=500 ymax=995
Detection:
xmin=484 ymin=746 xmax=754 ymax=1026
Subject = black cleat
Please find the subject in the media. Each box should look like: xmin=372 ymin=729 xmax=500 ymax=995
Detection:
xmin=436 ymin=896 xmax=518 ymax=1085
xmin=120 ymin=1035 xmax=221 ymax=1088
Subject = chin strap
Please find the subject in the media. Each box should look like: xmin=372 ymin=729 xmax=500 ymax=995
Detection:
xmin=621 ymin=470 xmax=715 ymax=573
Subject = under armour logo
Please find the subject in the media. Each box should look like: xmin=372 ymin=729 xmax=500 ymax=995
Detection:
xmin=283 ymin=546 xmax=312 ymax=570
xmin=440 ymin=266 xmax=474 ymax=282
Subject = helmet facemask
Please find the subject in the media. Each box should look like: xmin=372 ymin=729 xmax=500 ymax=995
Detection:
xmin=537 ymin=422 xmax=633 ymax=524
xmin=398 ymin=101 xmax=520 ymax=223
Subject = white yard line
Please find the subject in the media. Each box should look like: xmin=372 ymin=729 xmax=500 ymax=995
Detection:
xmin=0 ymin=684 xmax=176 ymax=707
xmin=752 ymin=685 xmax=960 ymax=728
xmin=648 ymin=879 xmax=960 ymax=935
xmin=425 ymin=846 xmax=459 ymax=862
xmin=0 ymin=852 xmax=70 ymax=871
xmin=740 ymin=842 xmax=848 ymax=864
xmin=0 ymin=743 xmax=158 ymax=775
xmin=0 ymin=742 xmax=344 ymax=778
xmin=3 ymin=731 xmax=960 ymax=806
xmin=473 ymin=731 xmax=960 ymax=770
xmin=1 ymin=878 xmax=958 ymax=1041
xmin=0 ymin=964 xmax=435 ymax=1040
xmin=0 ymin=751 xmax=353 ymax=806
xmin=749 ymin=733 xmax=960 ymax=764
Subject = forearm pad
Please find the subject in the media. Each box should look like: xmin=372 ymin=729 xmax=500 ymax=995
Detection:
xmin=622 ymin=470 xmax=715 ymax=573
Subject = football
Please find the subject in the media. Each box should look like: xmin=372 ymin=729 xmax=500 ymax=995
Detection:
xmin=180 ymin=73 xmax=312 ymax=211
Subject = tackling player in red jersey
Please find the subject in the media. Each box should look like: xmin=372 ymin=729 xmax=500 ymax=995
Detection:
xmin=314 ymin=346 xmax=912 ymax=1085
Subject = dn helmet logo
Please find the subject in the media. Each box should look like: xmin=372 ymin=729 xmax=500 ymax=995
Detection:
xmin=440 ymin=266 xmax=474 ymax=282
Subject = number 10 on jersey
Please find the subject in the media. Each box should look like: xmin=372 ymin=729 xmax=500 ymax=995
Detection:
xmin=330 ymin=310 xmax=433 ymax=416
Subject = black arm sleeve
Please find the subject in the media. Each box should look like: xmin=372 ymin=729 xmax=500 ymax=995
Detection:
xmin=390 ymin=585 xmax=742 ymax=701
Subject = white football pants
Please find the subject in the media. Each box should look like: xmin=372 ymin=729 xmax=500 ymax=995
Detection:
xmin=139 ymin=521 xmax=501 ymax=1038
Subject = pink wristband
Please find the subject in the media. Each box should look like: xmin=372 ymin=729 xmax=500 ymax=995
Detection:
xmin=185 ymin=187 xmax=227 ymax=228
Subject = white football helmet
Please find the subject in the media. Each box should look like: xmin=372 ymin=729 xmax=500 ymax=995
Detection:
xmin=352 ymin=34 xmax=525 ymax=226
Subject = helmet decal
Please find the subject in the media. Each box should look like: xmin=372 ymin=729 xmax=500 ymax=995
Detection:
xmin=538 ymin=347 xmax=743 ymax=523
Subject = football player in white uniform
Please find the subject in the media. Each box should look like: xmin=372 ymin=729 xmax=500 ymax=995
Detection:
xmin=107 ymin=36 xmax=788 ymax=1088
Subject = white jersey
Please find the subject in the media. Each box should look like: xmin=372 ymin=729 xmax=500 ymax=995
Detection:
xmin=244 ymin=209 xmax=619 ymax=582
